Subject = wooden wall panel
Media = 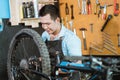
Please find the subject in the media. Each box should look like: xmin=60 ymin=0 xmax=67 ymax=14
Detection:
xmin=59 ymin=0 xmax=120 ymax=56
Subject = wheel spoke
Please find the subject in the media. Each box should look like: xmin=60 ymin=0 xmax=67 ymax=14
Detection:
xmin=20 ymin=71 xmax=31 ymax=80
xmin=21 ymin=38 xmax=29 ymax=59
xmin=8 ymin=29 xmax=51 ymax=80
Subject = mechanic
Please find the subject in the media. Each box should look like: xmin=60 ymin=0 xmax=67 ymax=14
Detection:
xmin=39 ymin=4 xmax=82 ymax=56
xmin=38 ymin=4 xmax=82 ymax=79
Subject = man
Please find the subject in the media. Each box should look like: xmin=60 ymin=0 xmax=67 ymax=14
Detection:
xmin=39 ymin=4 xmax=82 ymax=57
xmin=39 ymin=4 xmax=82 ymax=79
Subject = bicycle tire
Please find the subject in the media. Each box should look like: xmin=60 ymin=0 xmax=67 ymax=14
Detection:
xmin=7 ymin=28 xmax=51 ymax=80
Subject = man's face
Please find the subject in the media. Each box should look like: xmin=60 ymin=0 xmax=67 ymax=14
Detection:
xmin=40 ymin=14 xmax=59 ymax=35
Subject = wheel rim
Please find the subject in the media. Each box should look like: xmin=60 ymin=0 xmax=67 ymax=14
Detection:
xmin=7 ymin=29 xmax=51 ymax=80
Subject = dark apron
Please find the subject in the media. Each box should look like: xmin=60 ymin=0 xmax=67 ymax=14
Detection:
xmin=45 ymin=39 xmax=64 ymax=76
xmin=46 ymin=39 xmax=80 ymax=80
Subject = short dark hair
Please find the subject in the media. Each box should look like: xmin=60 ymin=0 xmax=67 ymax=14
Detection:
xmin=39 ymin=4 xmax=60 ymax=20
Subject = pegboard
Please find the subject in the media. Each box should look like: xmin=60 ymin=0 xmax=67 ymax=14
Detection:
xmin=59 ymin=0 xmax=120 ymax=56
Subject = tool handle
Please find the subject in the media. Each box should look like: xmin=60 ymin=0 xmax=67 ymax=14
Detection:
xmin=117 ymin=34 xmax=120 ymax=47
xmin=101 ymin=14 xmax=112 ymax=32
xmin=65 ymin=3 xmax=69 ymax=15
xmin=94 ymin=4 xmax=97 ymax=14
xmin=114 ymin=0 xmax=120 ymax=16
xmin=83 ymin=38 xmax=87 ymax=50
xmin=71 ymin=5 xmax=74 ymax=19
xmin=87 ymin=0 xmax=92 ymax=14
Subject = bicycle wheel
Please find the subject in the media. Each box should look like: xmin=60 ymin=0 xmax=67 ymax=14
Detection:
xmin=7 ymin=28 xmax=51 ymax=80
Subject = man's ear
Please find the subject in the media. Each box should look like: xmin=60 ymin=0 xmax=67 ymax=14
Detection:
xmin=56 ymin=17 xmax=60 ymax=22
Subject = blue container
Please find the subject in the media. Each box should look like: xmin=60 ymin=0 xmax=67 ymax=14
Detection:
xmin=0 ymin=0 xmax=10 ymax=18
xmin=0 ymin=0 xmax=10 ymax=31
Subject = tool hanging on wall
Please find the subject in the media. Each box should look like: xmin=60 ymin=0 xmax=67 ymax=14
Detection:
xmin=103 ymin=38 xmax=113 ymax=46
xmin=98 ymin=8 xmax=101 ymax=18
xmin=103 ymin=45 xmax=118 ymax=55
xmin=117 ymin=33 xmax=120 ymax=47
xmin=102 ymin=32 xmax=118 ymax=55
xmin=102 ymin=32 xmax=114 ymax=46
xmin=78 ymin=0 xmax=81 ymax=14
xmin=101 ymin=14 xmax=112 ymax=32
xmin=82 ymin=0 xmax=87 ymax=14
xmin=103 ymin=32 xmax=116 ymax=50
xmin=87 ymin=0 xmax=92 ymax=14
xmin=70 ymin=5 xmax=74 ymax=20
xmin=90 ymin=23 xmax=93 ymax=33
xmin=89 ymin=42 xmax=103 ymax=53
xmin=102 ymin=5 xmax=107 ymax=20
xmin=114 ymin=0 xmax=120 ymax=16
xmin=104 ymin=42 xmax=116 ymax=50
xmin=69 ymin=4 xmax=77 ymax=35
xmin=68 ymin=5 xmax=74 ymax=31
xmin=94 ymin=0 xmax=100 ymax=15
xmin=101 ymin=4 xmax=113 ymax=20
xmin=65 ymin=3 xmax=69 ymax=15
xmin=90 ymin=34 xmax=118 ymax=55
xmin=65 ymin=3 xmax=69 ymax=29
xmin=80 ymin=28 xmax=87 ymax=50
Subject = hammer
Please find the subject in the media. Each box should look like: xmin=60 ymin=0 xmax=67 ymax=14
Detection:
xmin=80 ymin=28 xmax=87 ymax=50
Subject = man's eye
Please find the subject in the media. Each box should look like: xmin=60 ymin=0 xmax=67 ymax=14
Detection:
xmin=40 ymin=23 xmax=51 ymax=26
xmin=46 ymin=23 xmax=50 ymax=25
